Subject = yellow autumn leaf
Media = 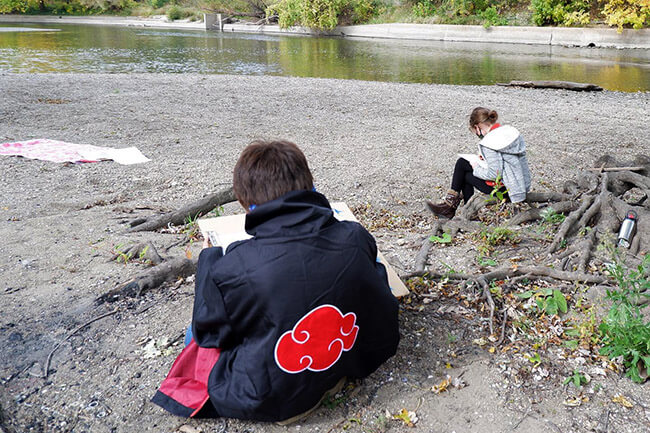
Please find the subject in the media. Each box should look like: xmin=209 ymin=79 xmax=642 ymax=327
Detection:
xmin=393 ymin=408 xmax=416 ymax=427
xmin=612 ymin=394 xmax=633 ymax=408
xmin=432 ymin=376 xmax=452 ymax=394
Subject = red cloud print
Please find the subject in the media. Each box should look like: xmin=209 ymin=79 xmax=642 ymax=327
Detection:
xmin=274 ymin=305 xmax=359 ymax=374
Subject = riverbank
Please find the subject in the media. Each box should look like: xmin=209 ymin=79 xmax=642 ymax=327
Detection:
xmin=2 ymin=14 xmax=650 ymax=48
xmin=1 ymin=73 xmax=649 ymax=433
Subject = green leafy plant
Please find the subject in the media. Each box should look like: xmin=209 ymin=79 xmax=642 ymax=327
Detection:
xmin=182 ymin=213 xmax=201 ymax=240
xmin=517 ymin=288 xmax=568 ymax=316
xmin=479 ymin=5 xmax=508 ymax=27
xmin=531 ymin=0 xmax=591 ymax=26
xmin=412 ymin=0 xmax=436 ymax=17
xmin=477 ymin=254 xmax=497 ymax=267
xmin=599 ymin=254 xmax=650 ymax=383
xmin=479 ymin=226 xmax=517 ymax=247
xmin=525 ymin=351 xmax=542 ymax=367
xmin=268 ymin=0 xmax=379 ymax=30
xmin=603 ymin=0 xmax=650 ymax=31
xmin=540 ymin=207 xmax=566 ymax=224
xmin=563 ymin=369 xmax=589 ymax=388
xmin=429 ymin=232 xmax=452 ymax=244
xmin=112 ymin=243 xmax=133 ymax=264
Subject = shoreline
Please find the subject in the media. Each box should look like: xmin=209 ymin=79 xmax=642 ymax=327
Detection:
xmin=1 ymin=14 xmax=649 ymax=49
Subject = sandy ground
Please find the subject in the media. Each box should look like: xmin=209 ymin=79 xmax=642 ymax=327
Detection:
xmin=0 ymin=73 xmax=649 ymax=433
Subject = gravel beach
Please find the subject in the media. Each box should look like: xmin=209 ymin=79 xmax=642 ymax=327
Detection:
xmin=0 ymin=73 xmax=649 ymax=432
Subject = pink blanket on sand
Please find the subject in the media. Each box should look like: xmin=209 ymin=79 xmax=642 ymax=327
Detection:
xmin=0 ymin=139 xmax=150 ymax=165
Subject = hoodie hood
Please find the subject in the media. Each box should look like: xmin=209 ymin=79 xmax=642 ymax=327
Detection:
xmin=479 ymin=125 xmax=525 ymax=155
xmin=244 ymin=190 xmax=336 ymax=238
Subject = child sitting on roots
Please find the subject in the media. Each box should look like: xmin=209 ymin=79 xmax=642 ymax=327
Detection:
xmin=426 ymin=107 xmax=531 ymax=219
xmin=152 ymin=139 xmax=399 ymax=423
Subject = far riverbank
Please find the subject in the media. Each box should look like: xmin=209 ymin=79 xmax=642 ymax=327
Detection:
xmin=1 ymin=14 xmax=650 ymax=49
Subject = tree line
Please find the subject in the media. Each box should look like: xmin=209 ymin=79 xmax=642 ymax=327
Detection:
xmin=1 ymin=0 xmax=648 ymax=32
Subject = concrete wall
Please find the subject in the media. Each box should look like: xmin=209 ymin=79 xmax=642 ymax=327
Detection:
xmin=221 ymin=23 xmax=650 ymax=49
xmin=0 ymin=15 xmax=205 ymax=30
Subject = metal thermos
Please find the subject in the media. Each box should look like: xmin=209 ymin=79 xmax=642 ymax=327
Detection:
xmin=617 ymin=210 xmax=637 ymax=249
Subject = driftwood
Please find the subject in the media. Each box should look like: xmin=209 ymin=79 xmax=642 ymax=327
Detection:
xmin=496 ymin=80 xmax=603 ymax=91
xmin=127 ymin=186 xmax=236 ymax=233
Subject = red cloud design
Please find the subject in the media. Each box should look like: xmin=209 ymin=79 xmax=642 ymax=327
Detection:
xmin=274 ymin=305 xmax=359 ymax=374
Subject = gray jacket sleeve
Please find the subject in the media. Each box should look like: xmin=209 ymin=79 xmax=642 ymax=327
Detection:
xmin=472 ymin=146 xmax=502 ymax=181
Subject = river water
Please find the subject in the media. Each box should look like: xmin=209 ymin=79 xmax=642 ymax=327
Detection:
xmin=1 ymin=23 xmax=649 ymax=92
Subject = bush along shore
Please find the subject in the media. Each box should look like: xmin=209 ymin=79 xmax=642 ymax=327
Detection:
xmin=1 ymin=0 xmax=648 ymax=31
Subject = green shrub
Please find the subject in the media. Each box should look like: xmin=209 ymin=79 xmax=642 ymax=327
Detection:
xmin=0 ymin=0 xmax=28 ymax=13
xmin=149 ymin=0 xmax=168 ymax=8
xmin=166 ymin=4 xmax=184 ymax=20
xmin=531 ymin=0 xmax=590 ymax=26
xmin=412 ymin=0 xmax=436 ymax=17
xmin=479 ymin=5 xmax=508 ymax=26
xmin=599 ymin=254 xmax=650 ymax=383
xmin=603 ymin=0 xmax=650 ymax=31
xmin=268 ymin=0 xmax=380 ymax=30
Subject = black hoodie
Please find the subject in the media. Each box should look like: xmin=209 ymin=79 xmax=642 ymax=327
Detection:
xmin=153 ymin=190 xmax=399 ymax=421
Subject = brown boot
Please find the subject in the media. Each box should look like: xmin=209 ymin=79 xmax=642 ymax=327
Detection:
xmin=426 ymin=190 xmax=461 ymax=219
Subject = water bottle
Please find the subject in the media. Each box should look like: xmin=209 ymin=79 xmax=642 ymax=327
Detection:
xmin=617 ymin=210 xmax=637 ymax=249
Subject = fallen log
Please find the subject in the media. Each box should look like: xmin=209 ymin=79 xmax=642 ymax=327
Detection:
xmin=127 ymin=186 xmax=236 ymax=233
xmin=496 ymin=80 xmax=603 ymax=91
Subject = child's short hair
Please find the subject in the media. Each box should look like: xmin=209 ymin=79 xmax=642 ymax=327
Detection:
xmin=233 ymin=140 xmax=314 ymax=209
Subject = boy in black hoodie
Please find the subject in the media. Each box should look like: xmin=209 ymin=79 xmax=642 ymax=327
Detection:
xmin=153 ymin=140 xmax=399 ymax=422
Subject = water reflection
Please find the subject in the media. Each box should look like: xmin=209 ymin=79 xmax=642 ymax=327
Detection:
xmin=0 ymin=22 xmax=648 ymax=91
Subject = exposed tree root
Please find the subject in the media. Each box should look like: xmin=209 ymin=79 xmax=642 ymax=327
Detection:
xmin=417 ymin=154 xmax=649 ymax=340
xmin=98 ymin=257 xmax=197 ymax=304
xmin=127 ymin=186 xmax=236 ymax=233
xmin=111 ymin=241 xmax=163 ymax=265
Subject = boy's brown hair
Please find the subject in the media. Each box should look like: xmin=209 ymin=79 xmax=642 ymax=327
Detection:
xmin=233 ymin=140 xmax=314 ymax=209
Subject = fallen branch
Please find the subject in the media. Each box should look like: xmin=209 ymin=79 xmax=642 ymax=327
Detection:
xmin=587 ymin=166 xmax=645 ymax=173
xmin=43 ymin=309 xmax=118 ymax=379
xmin=127 ymin=187 xmax=236 ymax=233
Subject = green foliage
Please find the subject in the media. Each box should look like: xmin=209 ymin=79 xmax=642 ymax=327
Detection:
xmin=530 ymin=0 xmax=590 ymax=26
xmin=149 ymin=0 xmax=168 ymax=9
xmin=540 ymin=207 xmax=566 ymax=224
xmin=479 ymin=226 xmax=517 ymax=247
xmin=166 ymin=4 xmax=183 ymax=19
xmin=477 ymin=254 xmax=498 ymax=267
xmin=599 ymin=254 xmax=650 ymax=383
xmin=429 ymin=232 xmax=452 ymax=244
xmin=479 ymin=5 xmax=508 ymax=27
xmin=517 ymin=288 xmax=568 ymax=316
xmin=112 ymin=243 xmax=133 ymax=264
xmin=563 ymin=369 xmax=589 ymax=388
xmin=486 ymin=173 xmax=508 ymax=203
xmin=268 ymin=0 xmax=379 ymax=30
xmin=603 ymin=0 xmax=650 ymax=31
xmin=412 ymin=0 xmax=436 ymax=17
xmin=0 ymin=0 xmax=28 ymax=13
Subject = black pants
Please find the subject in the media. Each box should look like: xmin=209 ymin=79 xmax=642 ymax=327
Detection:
xmin=450 ymin=158 xmax=506 ymax=203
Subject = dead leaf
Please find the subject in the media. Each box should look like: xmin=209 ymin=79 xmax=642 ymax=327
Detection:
xmin=612 ymin=394 xmax=633 ymax=408
xmin=393 ymin=408 xmax=418 ymax=427
xmin=178 ymin=425 xmax=202 ymax=433
xmin=563 ymin=396 xmax=588 ymax=407
xmin=432 ymin=375 xmax=452 ymax=394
